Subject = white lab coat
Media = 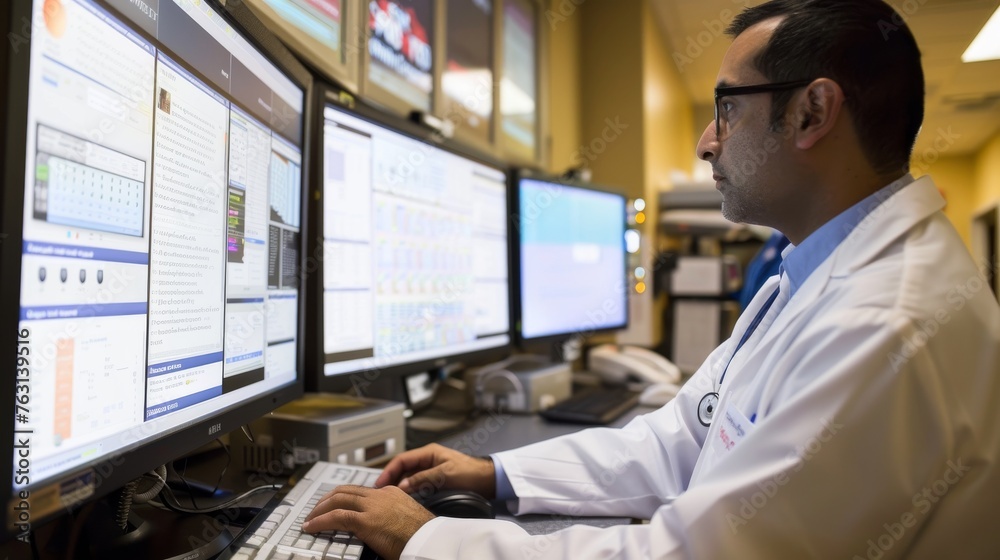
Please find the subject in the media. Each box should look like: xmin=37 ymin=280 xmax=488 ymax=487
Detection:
xmin=401 ymin=176 xmax=1000 ymax=559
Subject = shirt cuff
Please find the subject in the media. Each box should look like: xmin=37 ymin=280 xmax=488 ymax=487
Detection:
xmin=490 ymin=453 xmax=517 ymax=501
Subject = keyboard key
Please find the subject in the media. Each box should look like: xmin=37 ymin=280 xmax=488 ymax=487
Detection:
xmin=247 ymin=536 xmax=266 ymax=548
xmin=344 ymin=544 xmax=363 ymax=560
xmin=326 ymin=543 xmax=346 ymax=559
xmin=350 ymin=471 xmax=369 ymax=485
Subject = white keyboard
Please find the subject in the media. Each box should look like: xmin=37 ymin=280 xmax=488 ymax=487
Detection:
xmin=223 ymin=462 xmax=382 ymax=560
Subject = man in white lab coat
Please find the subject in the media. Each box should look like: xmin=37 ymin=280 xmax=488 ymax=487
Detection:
xmin=305 ymin=0 xmax=1000 ymax=557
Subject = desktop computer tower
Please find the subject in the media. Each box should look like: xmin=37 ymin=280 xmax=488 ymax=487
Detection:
xmin=231 ymin=394 xmax=406 ymax=474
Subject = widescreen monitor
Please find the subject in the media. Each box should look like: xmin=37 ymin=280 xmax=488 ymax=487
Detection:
xmin=515 ymin=175 xmax=628 ymax=342
xmin=315 ymin=94 xmax=511 ymax=392
xmin=0 ymin=0 xmax=310 ymax=540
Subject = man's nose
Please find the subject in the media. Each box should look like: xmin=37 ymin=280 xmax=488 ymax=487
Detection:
xmin=696 ymin=120 xmax=719 ymax=162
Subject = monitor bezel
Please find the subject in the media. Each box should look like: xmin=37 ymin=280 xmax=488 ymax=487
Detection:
xmin=307 ymin=81 xmax=513 ymax=395
xmin=240 ymin=0 xmax=361 ymax=94
xmin=510 ymin=169 xmax=631 ymax=345
xmin=0 ymin=0 xmax=311 ymax=540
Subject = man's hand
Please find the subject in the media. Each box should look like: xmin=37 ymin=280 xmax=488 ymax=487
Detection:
xmin=374 ymin=443 xmax=496 ymax=498
xmin=303 ymin=485 xmax=435 ymax=560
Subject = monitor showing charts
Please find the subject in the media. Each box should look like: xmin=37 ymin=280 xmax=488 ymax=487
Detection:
xmin=320 ymin=102 xmax=510 ymax=380
xmin=6 ymin=0 xmax=307 ymax=522
xmin=516 ymin=177 xmax=628 ymax=340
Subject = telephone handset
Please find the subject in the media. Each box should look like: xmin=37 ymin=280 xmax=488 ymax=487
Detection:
xmin=587 ymin=344 xmax=682 ymax=386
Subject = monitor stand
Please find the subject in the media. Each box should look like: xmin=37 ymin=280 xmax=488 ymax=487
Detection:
xmin=82 ymin=500 xmax=231 ymax=560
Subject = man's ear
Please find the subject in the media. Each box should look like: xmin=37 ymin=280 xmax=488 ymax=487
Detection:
xmin=792 ymin=78 xmax=844 ymax=150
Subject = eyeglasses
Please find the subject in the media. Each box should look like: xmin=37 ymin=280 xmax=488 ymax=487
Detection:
xmin=714 ymin=79 xmax=814 ymax=137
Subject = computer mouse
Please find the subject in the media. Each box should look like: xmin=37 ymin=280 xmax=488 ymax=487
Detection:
xmin=638 ymin=382 xmax=681 ymax=407
xmin=416 ymin=490 xmax=495 ymax=519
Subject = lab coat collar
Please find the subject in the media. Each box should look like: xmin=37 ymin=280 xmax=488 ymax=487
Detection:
xmin=829 ymin=175 xmax=945 ymax=278
xmin=780 ymin=174 xmax=915 ymax=298
xmin=740 ymin=176 xmax=944 ymax=373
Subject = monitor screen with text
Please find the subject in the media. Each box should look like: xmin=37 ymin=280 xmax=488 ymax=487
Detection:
xmin=14 ymin=0 xmax=304 ymax=492
xmin=321 ymin=104 xmax=510 ymax=377
xmin=517 ymin=178 xmax=627 ymax=340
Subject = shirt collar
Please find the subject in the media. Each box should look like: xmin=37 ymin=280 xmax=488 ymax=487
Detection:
xmin=780 ymin=174 xmax=915 ymax=296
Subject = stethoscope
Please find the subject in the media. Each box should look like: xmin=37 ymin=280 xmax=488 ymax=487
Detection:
xmin=697 ymin=286 xmax=781 ymax=427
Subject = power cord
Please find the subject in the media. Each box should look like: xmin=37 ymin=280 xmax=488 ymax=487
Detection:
xmin=147 ymin=469 xmax=279 ymax=515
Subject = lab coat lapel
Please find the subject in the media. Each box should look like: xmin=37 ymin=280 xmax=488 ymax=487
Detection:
xmin=828 ymin=176 xmax=945 ymax=279
xmin=724 ymin=177 xmax=945 ymax=393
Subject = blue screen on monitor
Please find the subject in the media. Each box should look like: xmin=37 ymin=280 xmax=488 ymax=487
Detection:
xmin=518 ymin=178 xmax=628 ymax=340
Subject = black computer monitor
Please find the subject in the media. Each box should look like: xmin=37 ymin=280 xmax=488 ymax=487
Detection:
xmin=512 ymin=172 xmax=629 ymax=344
xmin=309 ymin=87 xmax=511 ymax=399
xmin=0 ymin=0 xmax=311 ymax=544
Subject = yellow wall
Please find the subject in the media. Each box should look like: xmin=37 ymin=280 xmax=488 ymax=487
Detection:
xmin=911 ymin=128 xmax=1000 ymax=255
xmin=579 ymin=0 xmax=646 ymax=198
xmin=545 ymin=0 xmax=582 ymax=174
xmin=974 ymin=131 xmax=1000 ymax=213
xmin=913 ymin=154 xmax=976 ymax=249
xmin=642 ymin=2 xmax=695 ymax=203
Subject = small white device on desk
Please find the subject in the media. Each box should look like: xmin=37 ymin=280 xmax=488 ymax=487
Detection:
xmin=588 ymin=344 xmax=683 ymax=406
xmin=468 ymin=356 xmax=573 ymax=413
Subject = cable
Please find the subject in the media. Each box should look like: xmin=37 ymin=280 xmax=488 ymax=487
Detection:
xmin=209 ymin=438 xmax=231 ymax=498
xmin=133 ymin=465 xmax=167 ymax=503
xmin=114 ymin=480 xmax=138 ymax=531
xmin=147 ymin=469 xmax=279 ymax=515
xmin=179 ymin=456 xmax=199 ymax=510
xmin=29 ymin=530 xmax=41 ymax=560
xmin=154 ymin=484 xmax=278 ymax=514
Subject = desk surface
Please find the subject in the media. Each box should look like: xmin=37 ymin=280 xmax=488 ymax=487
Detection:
xmin=436 ymin=404 xmax=653 ymax=454
xmin=435 ymin=403 xmax=658 ymax=534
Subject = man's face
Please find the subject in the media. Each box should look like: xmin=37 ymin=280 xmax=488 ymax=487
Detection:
xmin=696 ymin=19 xmax=792 ymax=226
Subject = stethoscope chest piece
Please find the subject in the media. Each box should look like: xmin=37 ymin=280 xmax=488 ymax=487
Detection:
xmin=698 ymin=392 xmax=720 ymax=427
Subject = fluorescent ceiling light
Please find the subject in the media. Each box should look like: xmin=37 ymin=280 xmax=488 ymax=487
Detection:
xmin=962 ymin=5 xmax=1000 ymax=62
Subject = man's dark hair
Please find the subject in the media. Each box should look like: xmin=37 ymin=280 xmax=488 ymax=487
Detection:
xmin=727 ymin=0 xmax=924 ymax=175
